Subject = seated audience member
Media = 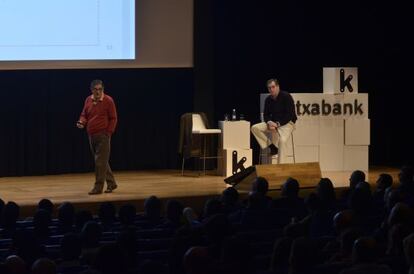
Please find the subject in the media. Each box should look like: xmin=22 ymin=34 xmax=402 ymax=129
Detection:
xmin=57 ymin=202 xmax=75 ymax=233
xmin=373 ymin=173 xmax=393 ymax=207
xmin=340 ymin=170 xmax=366 ymax=205
xmin=98 ymin=202 xmax=116 ymax=230
xmin=221 ymin=187 xmax=242 ymax=215
xmin=273 ymin=177 xmax=306 ymax=219
xmin=143 ymin=195 xmax=163 ymax=227
xmin=252 ymin=176 xmax=273 ymax=206
xmin=339 ymin=237 xmax=392 ymax=274
xmin=31 ymin=258 xmax=57 ymax=274
xmin=158 ymin=199 xmax=184 ymax=229
xmin=5 ymin=255 xmax=26 ymax=274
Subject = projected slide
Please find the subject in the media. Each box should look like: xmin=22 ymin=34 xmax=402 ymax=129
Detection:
xmin=0 ymin=0 xmax=135 ymax=61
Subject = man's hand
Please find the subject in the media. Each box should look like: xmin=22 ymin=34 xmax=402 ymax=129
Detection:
xmin=76 ymin=121 xmax=85 ymax=129
xmin=267 ymin=121 xmax=278 ymax=130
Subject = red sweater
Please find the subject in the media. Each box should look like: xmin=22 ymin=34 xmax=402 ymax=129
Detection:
xmin=79 ymin=94 xmax=117 ymax=136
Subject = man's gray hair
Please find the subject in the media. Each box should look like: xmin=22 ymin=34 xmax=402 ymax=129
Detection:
xmin=90 ymin=79 xmax=104 ymax=90
xmin=266 ymin=78 xmax=279 ymax=86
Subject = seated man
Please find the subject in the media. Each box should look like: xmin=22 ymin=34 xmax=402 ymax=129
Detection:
xmin=251 ymin=78 xmax=297 ymax=163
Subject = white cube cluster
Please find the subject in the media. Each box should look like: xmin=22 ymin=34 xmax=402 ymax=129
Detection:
xmin=259 ymin=67 xmax=370 ymax=171
xmin=218 ymin=120 xmax=253 ymax=177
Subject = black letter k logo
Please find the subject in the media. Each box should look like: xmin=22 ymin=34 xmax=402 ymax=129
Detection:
xmin=340 ymin=69 xmax=353 ymax=92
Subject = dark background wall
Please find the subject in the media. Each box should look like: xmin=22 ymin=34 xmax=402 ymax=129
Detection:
xmin=209 ymin=0 xmax=412 ymax=167
xmin=0 ymin=0 xmax=412 ymax=176
xmin=0 ymin=69 xmax=193 ymax=176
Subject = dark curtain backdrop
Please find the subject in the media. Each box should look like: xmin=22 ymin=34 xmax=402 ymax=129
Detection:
xmin=1 ymin=0 xmax=413 ymax=177
xmin=0 ymin=68 xmax=193 ymax=176
xmin=210 ymin=0 xmax=413 ymax=167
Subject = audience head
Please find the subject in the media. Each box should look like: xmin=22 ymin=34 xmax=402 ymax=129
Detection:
xmin=203 ymin=198 xmax=223 ymax=218
xmin=387 ymin=202 xmax=414 ymax=228
xmin=81 ymin=221 xmax=102 ymax=248
xmin=98 ymin=202 xmax=116 ymax=225
xmin=333 ymin=210 xmax=354 ymax=235
xmin=252 ymin=177 xmax=269 ymax=196
xmin=349 ymin=170 xmax=366 ymax=189
xmin=281 ymin=177 xmax=299 ymax=198
xmin=38 ymin=199 xmax=54 ymax=216
xmin=5 ymin=255 xmax=26 ymax=274
xmin=385 ymin=189 xmax=404 ymax=212
xmin=0 ymin=198 xmax=5 ymax=214
xmin=12 ymin=229 xmax=42 ymax=267
xmin=317 ymin=178 xmax=336 ymax=206
xmin=1 ymin=201 xmax=20 ymax=229
xmin=221 ymin=187 xmax=239 ymax=206
xmin=144 ymin=196 xmax=161 ymax=221
xmin=58 ymin=202 xmax=75 ymax=228
xmin=165 ymin=199 xmax=184 ymax=225
xmin=351 ymin=237 xmax=377 ymax=264
xmin=183 ymin=246 xmax=212 ymax=274
xmin=183 ymin=207 xmax=199 ymax=225
xmin=376 ymin=173 xmax=393 ymax=191
xmin=355 ymin=181 xmax=371 ymax=193
xmin=31 ymin=258 xmax=56 ymax=274
xmin=399 ymin=165 xmax=414 ymax=184
xmin=247 ymin=191 xmax=267 ymax=210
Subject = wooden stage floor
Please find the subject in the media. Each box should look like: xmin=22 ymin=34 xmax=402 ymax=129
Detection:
xmin=0 ymin=166 xmax=400 ymax=216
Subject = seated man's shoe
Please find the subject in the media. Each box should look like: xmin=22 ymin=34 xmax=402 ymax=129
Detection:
xmin=104 ymin=184 xmax=117 ymax=193
xmin=269 ymin=144 xmax=278 ymax=156
xmin=88 ymin=188 xmax=103 ymax=195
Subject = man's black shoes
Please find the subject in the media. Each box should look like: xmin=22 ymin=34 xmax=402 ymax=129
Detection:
xmin=269 ymin=144 xmax=278 ymax=156
xmin=88 ymin=188 xmax=103 ymax=195
xmin=104 ymin=184 xmax=118 ymax=193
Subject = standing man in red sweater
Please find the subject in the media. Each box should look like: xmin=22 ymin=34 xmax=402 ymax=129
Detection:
xmin=77 ymin=79 xmax=118 ymax=195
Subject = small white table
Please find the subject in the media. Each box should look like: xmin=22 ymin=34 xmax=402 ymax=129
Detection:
xmin=218 ymin=120 xmax=252 ymax=177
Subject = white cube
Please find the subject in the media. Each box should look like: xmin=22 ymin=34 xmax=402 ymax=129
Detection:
xmin=220 ymin=148 xmax=253 ymax=177
xmin=343 ymin=93 xmax=368 ymax=119
xmin=323 ymin=67 xmax=358 ymax=94
xmin=345 ymin=118 xmax=370 ymax=145
xmin=295 ymin=145 xmax=319 ymax=163
xmin=319 ymin=144 xmax=344 ymax=171
xmin=219 ymin=120 xmax=250 ymax=150
xmin=294 ymin=118 xmax=320 ymax=146
xmin=319 ymin=118 xmax=344 ymax=145
xmin=343 ymin=145 xmax=369 ymax=171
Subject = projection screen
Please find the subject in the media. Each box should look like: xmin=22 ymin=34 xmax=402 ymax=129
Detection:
xmin=0 ymin=0 xmax=193 ymax=69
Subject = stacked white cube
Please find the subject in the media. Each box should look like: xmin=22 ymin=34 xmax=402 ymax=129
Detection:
xmin=218 ymin=120 xmax=252 ymax=177
xmin=259 ymin=67 xmax=370 ymax=172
